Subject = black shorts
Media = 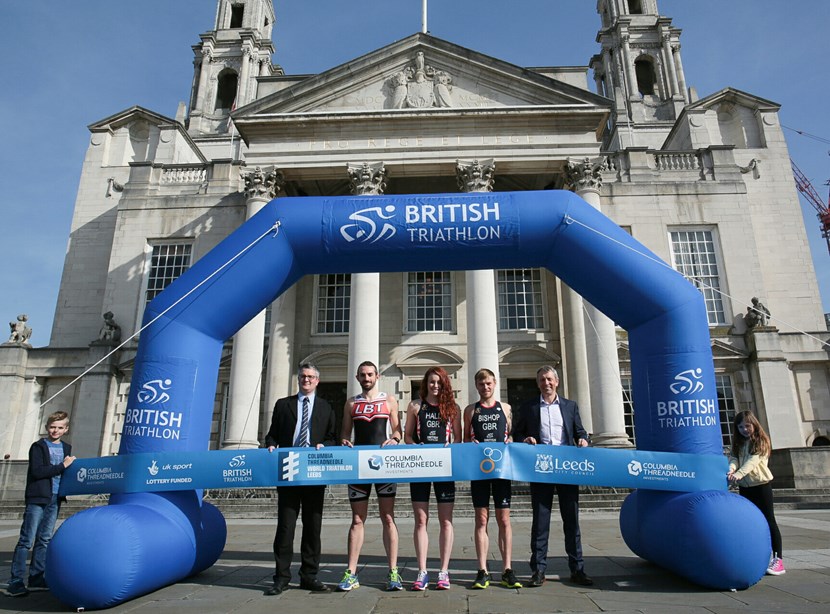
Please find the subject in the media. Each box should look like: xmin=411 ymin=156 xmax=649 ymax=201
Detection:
xmin=410 ymin=481 xmax=455 ymax=504
xmin=348 ymin=483 xmax=397 ymax=501
xmin=470 ymin=479 xmax=512 ymax=509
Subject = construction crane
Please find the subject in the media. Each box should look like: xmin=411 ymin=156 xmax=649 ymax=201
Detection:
xmin=791 ymin=158 xmax=830 ymax=254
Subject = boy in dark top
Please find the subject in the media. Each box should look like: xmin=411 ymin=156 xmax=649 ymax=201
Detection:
xmin=6 ymin=411 xmax=75 ymax=597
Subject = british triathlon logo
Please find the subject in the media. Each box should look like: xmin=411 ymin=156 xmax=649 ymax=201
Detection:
xmin=340 ymin=206 xmax=397 ymax=243
xmin=368 ymin=455 xmax=385 ymax=471
xmin=669 ymin=369 xmax=704 ymax=395
xmin=280 ymin=451 xmax=300 ymax=482
xmin=136 ymin=378 xmax=172 ymax=404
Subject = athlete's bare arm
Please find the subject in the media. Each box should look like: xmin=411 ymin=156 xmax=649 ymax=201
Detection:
xmin=403 ymin=400 xmax=419 ymax=444
xmin=462 ymin=404 xmax=476 ymax=442
xmin=382 ymin=394 xmax=401 ymax=446
xmin=340 ymin=398 xmax=355 ymax=447
xmin=451 ymin=404 xmax=462 ymax=443
xmin=503 ymin=401 xmax=514 ymax=443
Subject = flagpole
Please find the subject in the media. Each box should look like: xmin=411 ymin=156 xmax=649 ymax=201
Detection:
xmin=422 ymin=0 xmax=427 ymax=33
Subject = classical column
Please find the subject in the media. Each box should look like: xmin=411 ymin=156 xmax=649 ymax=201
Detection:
xmin=565 ymin=158 xmax=631 ymax=447
xmin=238 ymin=46 xmax=252 ymax=106
xmin=673 ymin=43 xmax=688 ymax=103
xmin=661 ymin=33 xmax=680 ymax=97
xmin=194 ymin=47 xmax=212 ymax=111
xmin=264 ymin=285 xmax=297 ymax=417
xmin=225 ymin=166 xmax=284 ymax=449
xmin=457 ymin=159 xmax=501 ymax=404
xmin=346 ymin=162 xmax=386 ymax=396
xmin=620 ymin=33 xmax=639 ymax=99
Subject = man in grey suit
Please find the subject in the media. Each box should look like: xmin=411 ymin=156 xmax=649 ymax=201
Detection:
xmin=513 ymin=365 xmax=594 ymax=588
xmin=265 ymin=363 xmax=336 ymax=595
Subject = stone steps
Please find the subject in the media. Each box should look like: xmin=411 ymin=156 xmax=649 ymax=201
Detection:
xmin=0 ymin=487 xmax=826 ymax=520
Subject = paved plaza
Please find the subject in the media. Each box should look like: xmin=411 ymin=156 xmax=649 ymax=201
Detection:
xmin=1 ymin=509 xmax=828 ymax=612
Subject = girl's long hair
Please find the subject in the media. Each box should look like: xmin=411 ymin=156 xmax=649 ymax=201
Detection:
xmin=730 ymin=410 xmax=771 ymax=458
xmin=419 ymin=366 xmax=457 ymax=424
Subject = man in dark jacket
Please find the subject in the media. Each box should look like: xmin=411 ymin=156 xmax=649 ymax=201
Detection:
xmin=513 ymin=366 xmax=593 ymax=588
xmin=6 ymin=410 xmax=75 ymax=597
xmin=264 ymin=363 xmax=336 ymax=595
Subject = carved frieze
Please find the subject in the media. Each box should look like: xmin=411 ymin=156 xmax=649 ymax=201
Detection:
xmin=386 ymin=51 xmax=453 ymax=109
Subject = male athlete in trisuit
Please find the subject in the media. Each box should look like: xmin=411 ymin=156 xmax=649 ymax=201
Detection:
xmin=462 ymin=368 xmax=522 ymax=590
xmin=337 ymin=361 xmax=403 ymax=592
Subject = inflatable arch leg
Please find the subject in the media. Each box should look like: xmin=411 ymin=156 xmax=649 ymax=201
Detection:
xmin=47 ymin=191 xmax=769 ymax=607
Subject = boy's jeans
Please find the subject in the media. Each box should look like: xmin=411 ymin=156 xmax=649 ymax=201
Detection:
xmin=9 ymin=495 xmax=60 ymax=585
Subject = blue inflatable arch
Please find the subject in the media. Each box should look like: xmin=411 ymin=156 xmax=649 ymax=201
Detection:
xmin=48 ymin=190 xmax=770 ymax=608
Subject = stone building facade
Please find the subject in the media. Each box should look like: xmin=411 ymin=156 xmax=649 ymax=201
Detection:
xmin=2 ymin=0 xmax=828 ymax=460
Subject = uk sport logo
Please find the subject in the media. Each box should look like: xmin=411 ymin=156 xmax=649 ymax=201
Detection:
xmin=339 ymin=206 xmax=397 ymax=243
xmin=669 ymin=368 xmax=704 ymax=395
xmin=136 ymin=378 xmax=173 ymax=404
xmin=280 ymin=451 xmax=300 ymax=481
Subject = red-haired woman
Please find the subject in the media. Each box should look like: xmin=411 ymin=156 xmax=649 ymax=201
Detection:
xmin=404 ymin=367 xmax=462 ymax=590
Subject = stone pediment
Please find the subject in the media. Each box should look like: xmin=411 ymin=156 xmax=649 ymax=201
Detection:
xmin=237 ymin=33 xmax=610 ymax=117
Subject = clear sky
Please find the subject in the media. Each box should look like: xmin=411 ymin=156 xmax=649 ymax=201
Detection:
xmin=1 ymin=0 xmax=829 ymax=346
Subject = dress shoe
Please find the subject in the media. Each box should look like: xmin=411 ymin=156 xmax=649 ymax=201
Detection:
xmin=300 ymin=578 xmax=331 ymax=593
xmin=527 ymin=571 xmax=546 ymax=587
xmin=569 ymin=570 xmax=594 ymax=586
xmin=265 ymin=581 xmax=289 ymax=595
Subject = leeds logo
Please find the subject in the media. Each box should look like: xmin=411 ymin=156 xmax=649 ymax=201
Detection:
xmin=136 ymin=378 xmax=173 ymax=404
xmin=340 ymin=206 xmax=397 ymax=243
xmin=669 ymin=368 xmax=704 ymax=395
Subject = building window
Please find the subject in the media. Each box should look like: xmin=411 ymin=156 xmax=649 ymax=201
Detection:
xmin=230 ymin=4 xmax=244 ymax=28
xmin=215 ymin=70 xmax=238 ymax=111
xmin=406 ymin=271 xmax=452 ymax=332
xmin=145 ymin=242 xmax=193 ymax=304
xmin=716 ymin=374 xmax=738 ymax=451
xmin=621 ymin=376 xmax=636 ymax=446
xmin=315 ymin=274 xmax=351 ymax=334
xmin=628 ymin=0 xmax=643 ymax=14
xmin=635 ymin=57 xmax=656 ymax=96
xmin=669 ymin=229 xmax=726 ymax=325
xmin=497 ymin=268 xmax=545 ymax=330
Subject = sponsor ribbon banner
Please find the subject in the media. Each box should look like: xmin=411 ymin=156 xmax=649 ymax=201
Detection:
xmin=60 ymin=443 xmax=728 ymax=496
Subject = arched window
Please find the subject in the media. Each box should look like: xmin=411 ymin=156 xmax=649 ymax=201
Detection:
xmin=634 ymin=57 xmax=656 ymax=96
xmin=215 ymin=70 xmax=238 ymax=111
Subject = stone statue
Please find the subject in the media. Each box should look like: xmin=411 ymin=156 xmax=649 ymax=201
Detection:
xmin=347 ymin=162 xmax=387 ymax=196
xmin=456 ymin=159 xmax=495 ymax=193
xmin=7 ymin=314 xmax=32 ymax=345
xmin=745 ymin=297 xmax=771 ymax=328
xmin=98 ymin=311 xmax=122 ymax=344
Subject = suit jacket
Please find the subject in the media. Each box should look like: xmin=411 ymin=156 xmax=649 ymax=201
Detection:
xmin=513 ymin=395 xmax=588 ymax=447
xmin=264 ymin=394 xmax=337 ymax=449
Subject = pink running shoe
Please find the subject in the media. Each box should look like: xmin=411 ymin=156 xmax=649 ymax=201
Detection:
xmin=766 ymin=557 xmax=786 ymax=576
xmin=436 ymin=570 xmax=451 ymax=590
xmin=411 ymin=570 xmax=429 ymax=591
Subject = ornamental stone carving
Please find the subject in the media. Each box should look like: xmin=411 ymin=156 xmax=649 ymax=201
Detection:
xmin=241 ymin=166 xmax=285 ymax=200
xmin=564 ymin=157 xmax=605 ymax=193
xmin=6 ymin=314 xmax=32 ymax=346
xmin=386 ymin=51 xmax=453 ymax=109
xmin=348 ymin=162 xmax=387 ymax=196
xmin=95 ymin=311 xmax=122 ymax=345
xmin=456 ymin=159 xmax=495 ymax=193
xmin=745 ymin=297 xmax=771 ymax=329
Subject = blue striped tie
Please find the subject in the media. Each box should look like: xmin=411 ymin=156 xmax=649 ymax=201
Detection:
xmin=295 ymin=397 xmax=310 ymax=447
